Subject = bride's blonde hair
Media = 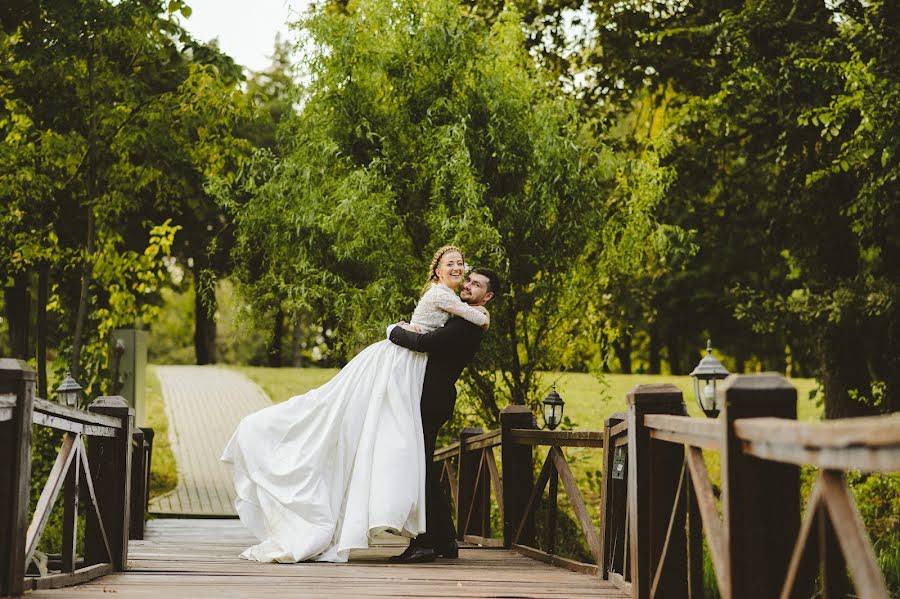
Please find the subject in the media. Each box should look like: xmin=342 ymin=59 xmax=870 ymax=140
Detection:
xmin=423 ymin=244 xmax=465 ymax=292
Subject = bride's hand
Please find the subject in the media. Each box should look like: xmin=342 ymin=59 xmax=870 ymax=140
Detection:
xmin=401 ymin=323 xmax=423 ymax=333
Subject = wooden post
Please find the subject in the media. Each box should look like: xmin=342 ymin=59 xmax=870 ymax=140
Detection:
xmin=139 ymin=427 xmax=155 ymax=514
xmin=501 ymin=404 xmax=536 ymax=548
xmin=720 ymin=374 xmax=799 ymax=599
xmin=627 ymin=384 xmax=687 ymax=599
xmin=598 ymin=412 xmax=626 ymax=578
xmin=0 ymin=359 xmax=35 ymax=598
xmin=129 ymin=429 xmax=146 ymax=540
xmin=84 ymin=396 xmax=133 ymax=571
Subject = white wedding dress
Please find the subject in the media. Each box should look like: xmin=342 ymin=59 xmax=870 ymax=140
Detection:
xmin=221 ymin=284 xmax=487 ymax=563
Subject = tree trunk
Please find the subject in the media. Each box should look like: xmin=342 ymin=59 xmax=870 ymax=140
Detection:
xmin=267 ymin=308 xmax=284 ymax=367
xmin=36 ymin=263 xmax=49 ymax=399
xmin=820 ymin=323 xmax=875 ymax=419
xmin=193 ymin=268 xmax=217 ymax=365
xmin=667 ymin=337 xmax=683 ymax=375
xmin=648 ymin=321 xmax=661 ymax=374
xmin=72 ymin=37 xmax=97 ymax=381
xmin=613 ymin=332 xmax=632 ymax=374
xmin=4 ymin=271 xmax=30 ymax=359
xmin=71 ymin=206 xmax=95 ymax=380
xmin=290 ymin=320 xmax=303 ymax=367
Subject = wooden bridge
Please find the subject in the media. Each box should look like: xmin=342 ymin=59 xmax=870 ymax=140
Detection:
xmin=1 ymin=358 xmax=898 ymax=598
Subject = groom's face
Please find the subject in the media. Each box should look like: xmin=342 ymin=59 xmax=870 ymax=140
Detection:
xmin=460 ymin=273 xmax=493 ymax=306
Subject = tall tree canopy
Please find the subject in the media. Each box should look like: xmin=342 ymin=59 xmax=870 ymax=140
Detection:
xmin=0 ymin=0 xmax=249 ymax=395
xmin=222 ymin=0 xmax=668 ymax=420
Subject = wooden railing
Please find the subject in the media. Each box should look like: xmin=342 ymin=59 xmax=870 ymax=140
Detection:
xmin=507 ymin=427 xmax=605 ymax=575
xmin=0 ymin=358 xmax=150 ymax=597
xmin=631 ymin=375 xmax=899 ymax=599
xmin=438 ymin=375 xmax=898 ymax=599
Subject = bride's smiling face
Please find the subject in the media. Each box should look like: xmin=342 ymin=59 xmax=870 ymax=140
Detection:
xmin=435 ymin=251 xmax=465 ymax=290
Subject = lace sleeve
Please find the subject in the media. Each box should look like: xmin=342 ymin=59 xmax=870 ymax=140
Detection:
xmin=431 ymin=288 xmax=488 ymax=327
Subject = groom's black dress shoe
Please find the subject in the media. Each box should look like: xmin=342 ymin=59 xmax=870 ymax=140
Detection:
xmin=435 ymin=540 xmax=458 ymax=559
xmin=388 ymin=546 xmax=436 ymax=563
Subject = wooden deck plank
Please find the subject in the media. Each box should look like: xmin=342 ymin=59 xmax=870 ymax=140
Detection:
xmin=29 ymin=519 xmax=628 ymax=598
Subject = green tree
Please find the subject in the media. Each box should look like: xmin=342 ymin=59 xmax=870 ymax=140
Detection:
xmin=222 ymin=0 xmax=666 ymax=420
xmin=578 ymin=0 xmax=899 ymax=414
xmin=0 ymin=0 xmax=250 ymax=392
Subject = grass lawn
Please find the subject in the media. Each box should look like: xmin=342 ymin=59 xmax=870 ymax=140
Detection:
xmin=146 ymin=365 xmax=178 ymax=499
xmin=532 ymin=371 xmax=821 ymax=509
xmin=226 ymin=365 xmax=821 ymax=499
xmin=228 ymin=365 xmax=821 ymax=427
xmin=228 ymin=365 xmax=341 ymax=404
xmin=543 ymin=371 xmax=821 ymax=428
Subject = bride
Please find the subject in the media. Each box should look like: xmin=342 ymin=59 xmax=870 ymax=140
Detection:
xmin=221 ymin=245 xmax=489 ymax=563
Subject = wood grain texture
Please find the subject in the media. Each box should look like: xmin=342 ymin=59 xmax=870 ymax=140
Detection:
xmin=733 ymin=414 xmax=900 ymax=448
xmin=509 ymin=429 xmax=605 ymax=448
xmin=0 ymin=360 xmax=35 ymax=597
xmin=644 ymin=414 xmax=720 ymax=450
xmin=26 ymin=519 xmax=629 ymax=599
xmin=820 ymin=471 xmax=889 ymax=598
xmin=685 ymin=447 xmax=728 ymax=592
xmin=462 ymin=429 xmax=501 ymax=451
xmin=33 ymin=398 xmax=121 ymax=429
xmin=25 ymin=433 xmax=78 ymax=564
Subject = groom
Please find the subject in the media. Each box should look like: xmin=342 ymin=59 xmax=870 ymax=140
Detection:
xmin=386 ymin=267 xmax=500 ymax=563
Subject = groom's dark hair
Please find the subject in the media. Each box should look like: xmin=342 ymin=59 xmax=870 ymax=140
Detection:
xmin=471 ymin=267 xmax=501 ymax=296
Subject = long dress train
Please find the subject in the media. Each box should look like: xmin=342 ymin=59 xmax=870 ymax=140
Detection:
xmin=220 ymin=283 xmax=487 ymax=563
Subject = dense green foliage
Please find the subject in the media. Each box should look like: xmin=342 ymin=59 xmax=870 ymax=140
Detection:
xmin=4 ymin=0 xmax=895 ymax=419
xmin=1 ymin=0 xmax=251 ymax=395
xmin=219 ymin=0 xmax=668 ymax=421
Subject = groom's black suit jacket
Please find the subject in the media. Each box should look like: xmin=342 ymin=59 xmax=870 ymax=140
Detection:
xmin=389 ymin=316 xmax=484 ymax=548
xmin=389 ymin=316 xmax=484 ymax=424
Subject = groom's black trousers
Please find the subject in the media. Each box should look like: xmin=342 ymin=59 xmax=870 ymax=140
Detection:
xmin=416 ymin=417 xmax=457 ymax=549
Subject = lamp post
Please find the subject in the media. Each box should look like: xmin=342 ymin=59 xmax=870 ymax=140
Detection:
xmin=689 ymin=340 xmax=729 ymax=418
xmin=55 ymin=372 xmax=83 ymax=409
xmin=541 ymin=385 xmax=565 ymax=430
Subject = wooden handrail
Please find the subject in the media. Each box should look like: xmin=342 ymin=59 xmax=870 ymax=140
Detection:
xmin=735 ymin=414 xmax=900 ymax=447
xmin=508 ymin=428 xmax=604 ymax=448
xmin=432 ymin=440 xmax=459 ymax=462
xmin=734 ymin=415 xmax=900 ymax=472
xmin=32 ymin=398 xmax=120 ymax=438
xmin=644 ymin=414 xmax=720 ymax=450
xmin=461 ymin=428 xmax=500 ymax=451
xmin=1 ymin=359 xmax=138 ymax=598
xmin=33 ymin=398 xmax=122 ymax=430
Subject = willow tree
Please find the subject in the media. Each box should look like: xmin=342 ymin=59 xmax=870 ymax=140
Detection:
xmin=226 ymin=0 xmax=664 ymax=421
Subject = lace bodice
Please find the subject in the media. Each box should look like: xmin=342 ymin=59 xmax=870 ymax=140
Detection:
xmin=409 ymin=284 xmax=488 ymax=333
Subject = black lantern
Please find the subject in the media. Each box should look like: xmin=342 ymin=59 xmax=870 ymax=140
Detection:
xmin=55 ymin=372 xmax=83 ymax=409
xmin=542 ymin=385 xmax=565 ymax=430
xmin=689 ymin=340 xmax=729 ymax=418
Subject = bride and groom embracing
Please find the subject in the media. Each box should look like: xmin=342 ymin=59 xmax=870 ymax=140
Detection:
xmin=221 ymin=245 xmax=500 ymax=564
